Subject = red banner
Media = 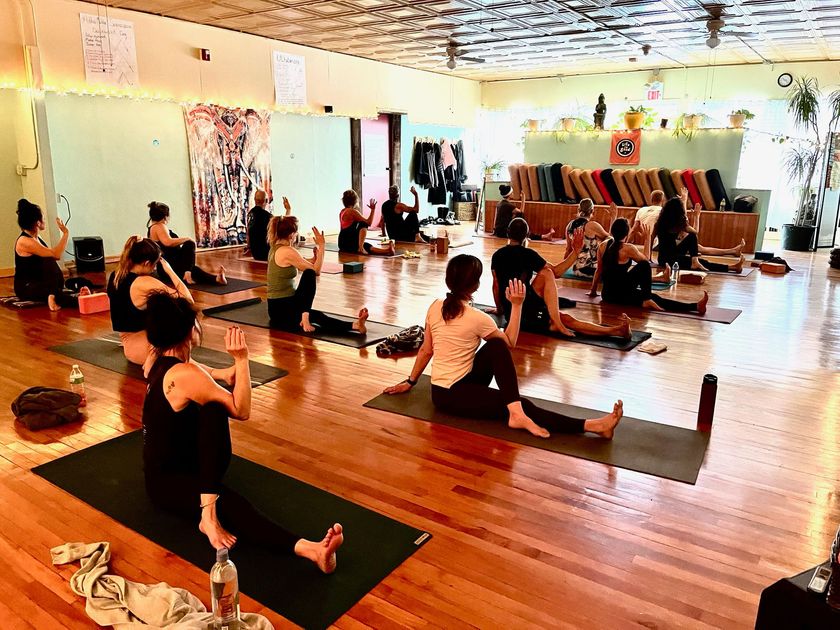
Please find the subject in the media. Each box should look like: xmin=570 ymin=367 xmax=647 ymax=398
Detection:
xmin=610 ymin=130 xmax=642 ymax=165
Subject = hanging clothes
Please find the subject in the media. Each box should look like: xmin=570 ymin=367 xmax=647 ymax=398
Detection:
xmin=441 ymin=139 xmax=457 ymax=170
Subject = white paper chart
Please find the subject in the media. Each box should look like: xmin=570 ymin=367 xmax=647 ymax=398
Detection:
xmin=80 ymin=13 xmax=139 ymax=87
xmin=273 ymin=51 xmax=307 ymax=106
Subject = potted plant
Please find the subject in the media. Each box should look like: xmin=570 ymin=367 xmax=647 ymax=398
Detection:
xmin=522 ymin=119 xmax=539 ymax=132
xmin=554 ymin=114 xmax=593 ymax=133
xmin=623 ymin=105 xmax=653 ymax=130
xmin=780 ymin=77 xmax=840 ymax=251
xmin=481 ymin=159 xmax=505 ymax=181
xmin=672 ymin=113 xmax=710 ymax=140
xmin=729 ymin=109 xmax=755 ymax=128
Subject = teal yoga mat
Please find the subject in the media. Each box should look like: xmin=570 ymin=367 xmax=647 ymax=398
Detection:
xmin=33 ymin=431 xmax=430 ymax=629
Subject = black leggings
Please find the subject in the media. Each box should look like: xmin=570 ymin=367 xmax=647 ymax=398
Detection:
xmin=159 ymin=241 xmax=219 ymax=284
xmin=338 ymin=222 xmax=372 ymax=254
xmin=145 ymin=402 xmax=298 ymax=553
xmin=15 ymin=264 xmax=79 ymax=307
xmin=604 ymin=261 xmax=698 ymax=312
xmin=431 ymin=338 xmax=586 ymax=433
xmin=659 ymin=232 xmax=729 ymax=272
xmin=385 ymin=212 xmax=420 ymax=242
xmin=267 ymin=269 xmax=354 ymax=333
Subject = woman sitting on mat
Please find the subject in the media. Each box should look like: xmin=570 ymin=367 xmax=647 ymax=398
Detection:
xmin=655 ymin=197 xmax=744 ymax=273
xmin=268 ymin=215 xmax=369 ymax=334
xmin=564 ymin=199 xmax=616 ymax=278
xmin=491 ymin=218 xmax=631 ymax=339
xmin=384 ymin=254 xmax=623 ymax=439
xmin=147 ymin=201 xmax=227 ymax=286
xmin=14 ymin=198 xmax=91 ymax=311
xmin=590 ymin=218 xmax=708 ymax=314
xmin=107 ymin=235 xmax=194 ymax=365
xmin=141 ymin=292 xmax=344 ymax=569
xmin=337 ymin=190 xmax=395 ymax=256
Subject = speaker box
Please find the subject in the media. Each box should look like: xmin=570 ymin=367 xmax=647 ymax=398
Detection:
xmin=73 ymin=236 xmax=105 ymax=273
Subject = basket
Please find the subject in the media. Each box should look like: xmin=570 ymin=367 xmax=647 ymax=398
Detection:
xmin=456 ymin=202 xmax=477 ymax=221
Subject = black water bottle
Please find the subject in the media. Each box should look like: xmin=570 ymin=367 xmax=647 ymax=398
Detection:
xmin=697 ymin=374 xmax=717 ymax=432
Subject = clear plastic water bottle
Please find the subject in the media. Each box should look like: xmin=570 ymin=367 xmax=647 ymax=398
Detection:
xmin=672 ymin=262 xmax=680 ymax=283
xmin=69 ymin=364 xmax=86 ymax=407
xmin=719 ymin=199 xmax=726 ymax=212
xmin=210 ymin=548 xmax=240 ymax=630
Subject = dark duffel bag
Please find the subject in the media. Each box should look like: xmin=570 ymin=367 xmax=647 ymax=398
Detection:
xmin=733 ymin=194 xmax=758 ymax=213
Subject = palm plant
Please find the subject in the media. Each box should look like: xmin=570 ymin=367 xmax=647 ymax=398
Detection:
xmin=784 ymin=76 xmax=840 ymax=226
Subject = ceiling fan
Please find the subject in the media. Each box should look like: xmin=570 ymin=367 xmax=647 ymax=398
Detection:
xmin=702 ymin=4 xmax=755 ymax=49
xmin=443 ymin=41 xmax=485 ymax=70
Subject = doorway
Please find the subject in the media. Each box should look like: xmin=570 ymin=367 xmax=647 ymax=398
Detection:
xmin=350 ymin=113 xmax=402 ymax=233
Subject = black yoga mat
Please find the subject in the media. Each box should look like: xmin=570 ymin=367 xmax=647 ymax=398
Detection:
xmin=473 ymin=304 xmax=649 ymax=351
xmin=203 ymin=298 xmax=405 ymax=348
xmin=188 ymin=276 xmax=265 ymax=295
xmin=364 ymin=376 xmax=708 ymax=484
xmin=49 ymin=337 xmax=287 ymax=387
xmin=33 ymin=431 xmax=430 ymax=629
xmin=302 ymin=243 xmax=406 ymax=257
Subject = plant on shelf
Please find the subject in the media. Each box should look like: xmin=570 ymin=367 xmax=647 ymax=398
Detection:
xmin=780 ymin=76 xmax=840 ymax=250
xmin=622 ymin=105 xmax=656 ymax=130
xmin=729 ymin=108 xmax=755 ymax=128
xmin=554 ymin=114 xmax=593 ymax=133
xmin=521 ymin=118 xmax=540 ymax=132
xmin=672 ymin=112 xmax=710 ymax=140
xmin=481 ymin=159 xmax=505 ymax=181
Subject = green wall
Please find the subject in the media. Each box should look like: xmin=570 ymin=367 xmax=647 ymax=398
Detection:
xmin=524 ymin=128 xmax=744 ymax=191
xmin=0 ymin=90 xmax=25 ymax=268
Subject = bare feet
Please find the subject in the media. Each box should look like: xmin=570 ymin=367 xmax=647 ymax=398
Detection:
xmin=696 ymin=291 xmax=709 ymax=315
xmin=352 ymin=307 xmax=369 ymax=334
xmin=549 ymin=321 xmax=575 ymax=338
xmin=661 ymin=263 xmax=672 ymax=283
xmin=730 ymin=255 xmax=745 ymax=273
xmin=47 ymin=295 xmax=60 ymax=312
xmin=199 ymin=514 xmax=237 ymax=550
xmin=300 ymin=312 xmax=316 ymax=333
xmin=642 ymin=299 xmax=664 ymax=311
xmin=583 ymin=400 xmax=623 ymax=439
xmin=541 ymin=228 xmax=556 ymax=240
xmin=387 ymin=241 xmax=396 ymax=256
xmin=508 ymin=412 xmax=550 ymax=438
xmin=79 ymin=286 xmax=92 ymax=297
xmin=217 ymin=266 xmax=227 ymax=285
xmin=734 ymin=238 xmax=746 ymax=255
xmin=691 ymin=261 xmax=709 ymax=272
xmin=184 ymin=271 xmax=195 ymax=285
xmin=617 ymin=313 xmax=632 ymax=339
xmin=295 ymin=524 xmax=344 ymax=574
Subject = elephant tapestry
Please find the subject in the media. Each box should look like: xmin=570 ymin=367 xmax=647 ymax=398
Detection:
xmin=183 ymin=105 xmax=272 ymax=247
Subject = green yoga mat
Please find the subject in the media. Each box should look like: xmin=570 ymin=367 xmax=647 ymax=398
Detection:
xmin=33 ymin=431 xmax=430 ymax=629
xmin=203 ymin=298 xmax=406 ymax=348
xmin=562 ymin=269 xmax=675 ymax=290
xmin=188 ymin=276 xmax=265 ymax=295
xmin=364 ymin=376 xmax=709 ymax=484
xmin=473 ymin=304 xmax=650 ymax=351
xmin=49 ymin=337 xmax=287 ymax=387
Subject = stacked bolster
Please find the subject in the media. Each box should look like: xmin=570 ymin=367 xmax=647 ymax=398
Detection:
xmin=499 ymin=164 xmax=731 ymax=209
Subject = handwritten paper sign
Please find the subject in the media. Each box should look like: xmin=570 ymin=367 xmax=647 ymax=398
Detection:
xmin=273 ymin=51 xmax=307 ymax=107
xmin=80 ymin=13 xmax=139 ymax=87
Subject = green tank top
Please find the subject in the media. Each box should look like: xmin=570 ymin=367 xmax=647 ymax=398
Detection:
xmin=267 ymin=245 xmax=297 ymax=299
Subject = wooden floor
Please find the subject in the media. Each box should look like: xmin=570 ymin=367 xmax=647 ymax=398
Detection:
xmin=1 ymin=234 xmax=839 ymax=629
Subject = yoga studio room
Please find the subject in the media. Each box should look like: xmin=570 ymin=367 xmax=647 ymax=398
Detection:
xmin=2 ymin=0 xmax=840 ymax=627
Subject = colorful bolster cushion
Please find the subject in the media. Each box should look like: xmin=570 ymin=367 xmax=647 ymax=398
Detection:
xmin=693 ymin=169 xmax=716 ymax=211
xmin=569 ymin=169 xmax=590 ymax=201
xmin=658 ymin=167 xmax=677 ymax=199
xmin=508 ymin=163 xmax=522 ymax=200
xmin=537 ymin=164 xmax=550 ymax=201
xmin=612 ymin=170 xmax=633 ymax=207
xmin=681 ymin=169 xmax=702 ymax=207
xmin=636 ymin=169 xmax=653 ymax=205
xmin=526 ymin=164 xmax=541 ymax=201
xmin=551 ymin=163 xmax=567 ymax=202
xmin=518 ymin=164 xmax=531 ymax=201
xmin=542 ymin=164 xmax=558 ymax=202
xmin=647 ymin=168 xmax=664 ymax=197
xmin=592 ymin=169 xmax=613 ymax=205
xmin=623 ymin=170 xmax=645 ymax=207
xmin=670 ymin=169 xmax=685 ymax=197
xmin=561 ymin=165 xmax=576 ymax=201
xmin=705 ymin=169 xmax=732 ymax=211
xmin=600 ymin=169 xmax=623 ymax=206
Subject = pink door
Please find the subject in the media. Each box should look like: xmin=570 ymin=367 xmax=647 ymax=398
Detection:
xmin=361 ymin=114 xmax=390 ymax=231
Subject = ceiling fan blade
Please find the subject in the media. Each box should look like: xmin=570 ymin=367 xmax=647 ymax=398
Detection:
xmin=460 ymin=56 xmax=485 ymax=63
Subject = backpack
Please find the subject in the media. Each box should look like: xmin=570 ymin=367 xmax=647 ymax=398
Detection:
xmin=12 ymin=387 xmax=82 ymax=430
xmin=732 ymin=195 xmax=758 ymax=213
xmin=376 ymin=325 xmax=424 ymax=357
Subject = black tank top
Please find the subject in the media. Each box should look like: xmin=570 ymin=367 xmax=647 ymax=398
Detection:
xmin=107 ymin=271 xmax=146 ymax=333
xmin=142 ymin=355 xmax=201 ymax=478
xmin=14 ymin=232 xmax=57 ymax=287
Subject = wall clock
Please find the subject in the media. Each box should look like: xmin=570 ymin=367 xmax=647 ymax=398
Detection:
xmin=778 ymin=73 xmax=793 ymax=88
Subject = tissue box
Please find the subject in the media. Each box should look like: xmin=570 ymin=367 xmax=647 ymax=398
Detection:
xmin=678 ymin=271 xmax=706 ymax=285
xmin=343 ymin=262 xmax=364 ymax=274
xmin=79 ymin=292 xmax=110 ymax=314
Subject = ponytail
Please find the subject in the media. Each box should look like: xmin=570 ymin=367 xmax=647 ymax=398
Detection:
xmin=604 ymin=218 xmax=630 ymax=267
xmin=114 ymin=235 xmax=161 ymax=287
xmin=442 ymin=254 xmax=483 ymax=322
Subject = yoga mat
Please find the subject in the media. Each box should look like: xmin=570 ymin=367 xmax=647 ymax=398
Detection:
xmin=556 ymin=287 xmax=742 ymax=324
xmin=473 ymin=304 xmax=651 ymax=351
xmin=237 ymin=257 xmax=344 ymax=274
xmin=203 ymin=298 xmax=405 ymax=348
xmin=49 ymin=336 xmax=287 ymax=387
xmin=33 ymin=431 xmax=430 ymax=630
xmin=302 ymin=243 xmax=406 ymax=257
xmin=186 ymin=277 xmax=265 ymax=295
xmin=562 ymin=269 xmax=675 ymax=290
xmin=364 ymin=376 xmax=708 ymax=484
xmin=693 ymin=257 xmax=755 ymax=277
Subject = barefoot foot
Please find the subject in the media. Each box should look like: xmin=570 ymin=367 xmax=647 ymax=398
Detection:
xmin=47 ymin=295 xmax=60 ymax=312
xmin=184 ymin=271 xmax=195 ymax=285
xmin=199 ymin=515 xmax=237 ymax=550
xmin=731 ymin=255 xmax=745 ymax=273
xmin=734 ymin=238 xmax=746 ymax=255
xmin=617 ymin=313 xmax=632 ymax=339
xmin=661 ymin=264 xmax=672 ymax=283
xmin=352 ymin=307 xmax=369 ymax=334
xmin=217 ymin=266 xmax=227 ymax=285
xmin=79 ymin=286 xmax=92 ymax=297
xmin=508 ymin=413 xmax=550 ymax=438
xmin=300 ymin=313 xmax=316 ymax=333
xmin=549 ymin=322 xmax=575 ymax=338
xmin=696 ymin=291 xmax=709 ymax=315
xmin=642 ymin=299 xmax=664 ymax=311
xmin=584 ymin=400 xmax=623 ymax=439
xmin=316 ymin=523 xmax=344 ymax=574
